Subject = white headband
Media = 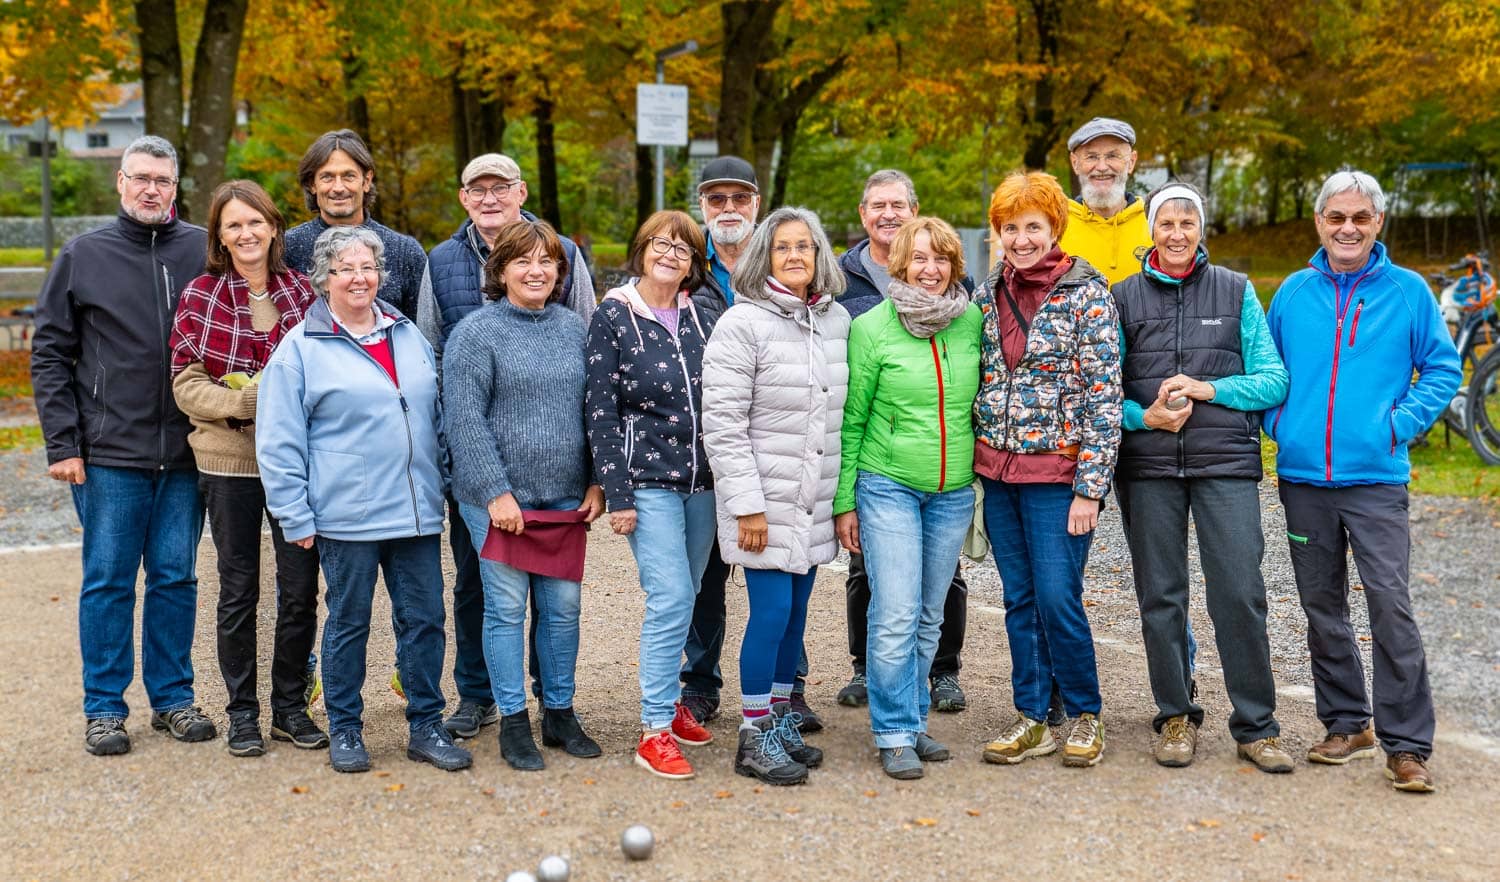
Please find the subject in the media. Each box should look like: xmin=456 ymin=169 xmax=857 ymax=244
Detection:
xmin=1147 ymin=185 xmax=1205 ymax=230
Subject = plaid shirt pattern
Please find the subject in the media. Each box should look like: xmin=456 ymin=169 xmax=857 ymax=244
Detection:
xmin=170 ymin=269 xmax=316 ymax=380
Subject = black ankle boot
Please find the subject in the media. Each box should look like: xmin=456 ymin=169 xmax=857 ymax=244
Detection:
xmin=499 ymin=710 xmax=544 ymax=771
xmin=540 ymin=707 xmax=602 ymax=758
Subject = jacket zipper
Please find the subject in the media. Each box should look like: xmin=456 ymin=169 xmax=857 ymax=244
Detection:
xmin=152 ymin=229 xmax=168 ymax=470
xmin=1347 ymin=298 xmax=1364 ymax=347
xmin=1322 ymin=273 xmax=1370 ymax=481
xmin=930 ymin=336 xmax=948 ymax=491
xmin=331 ymin=322 xmax=424 ymax=533
xmin=1174 ymin=286 xmax=1185 ymax=477
xmin=671 ymin=328 xmax=700 ymax=490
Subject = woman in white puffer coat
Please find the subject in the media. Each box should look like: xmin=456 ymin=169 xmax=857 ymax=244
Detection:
xmin=701 ymin=206 xmax=849 ymax=786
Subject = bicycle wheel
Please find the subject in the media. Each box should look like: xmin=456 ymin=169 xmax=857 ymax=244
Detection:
xmin=1465 ymin=346 xmax=1500 ymax=465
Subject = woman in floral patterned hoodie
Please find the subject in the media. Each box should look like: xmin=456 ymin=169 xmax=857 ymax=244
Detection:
xmin=971 ymin=171 xmax=1123 ymax=770
xmin=585 ymin=210 xmax=718 ymax=780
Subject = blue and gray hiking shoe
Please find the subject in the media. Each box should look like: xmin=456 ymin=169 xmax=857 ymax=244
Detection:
xmin=408 ymin=723 xmax=473 ymax=771
xmin=734 ymin=716 xmax=808 ymax=786
xmin=330 ymin=729 xmax=371 ymax=773
xmin=772 ymin=708 xmax=824 ymax=768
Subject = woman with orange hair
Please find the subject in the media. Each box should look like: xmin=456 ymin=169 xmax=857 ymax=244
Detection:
xmin=972 ymin=171 xmax=1122 ymax=769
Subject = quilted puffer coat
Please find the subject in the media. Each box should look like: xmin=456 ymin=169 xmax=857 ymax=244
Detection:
xmin=701 ymin=281 xmax=851 ymax=574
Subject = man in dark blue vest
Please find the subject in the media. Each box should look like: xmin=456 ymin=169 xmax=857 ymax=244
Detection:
xmin=415 ymin=153 xmax=595 ymax=739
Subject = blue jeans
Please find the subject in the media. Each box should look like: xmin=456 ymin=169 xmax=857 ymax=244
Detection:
xmin=981 ymin=478 xmax=1101 ymax=720
xmin=71 ymin=465 xmax=204 ymax=720
xmin=459 ymin=499 xmax=582 ymax=717
xmin=317 ymin=533 xmax=447 ymax=734
xmin=858 ymin=472 xmax=974 ymax=748
xmin=740 ymin=568 xmax=817 ymax=699
xmin=627 ymin=488 xmax=717 ymax=729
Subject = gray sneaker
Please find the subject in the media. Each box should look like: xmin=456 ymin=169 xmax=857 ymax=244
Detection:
xmin=443 ymin=699 xmax=500 ymax=739
xmin=85 ymin=717 xmax=130 ymax=756
xmin=330 ymin=728 xmax=371 ymax=773
xmin=837 ymin=671 xmax=868 ymax=707
xmin=914 ymin=732 xmax=951 ymax=762
xmin=929 ymin=673 xmax=967 ymax=713
xmin=880 ymin=746 xmax=924 ymax=779
xmin=151 ymin=706 xmax=217 ymax=742
xmin=734 ymin=716 xmax=808 ymax=785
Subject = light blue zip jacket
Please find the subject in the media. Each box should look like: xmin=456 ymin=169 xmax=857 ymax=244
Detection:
xmin=256 ymin=298 xmax=447 ymax=542
xmin=1265 ymin=242 xmax=1460 ymax=486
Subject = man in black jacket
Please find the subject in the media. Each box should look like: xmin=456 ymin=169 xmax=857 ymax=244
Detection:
xmin=32 ymin=135 xmax=216 ymax=756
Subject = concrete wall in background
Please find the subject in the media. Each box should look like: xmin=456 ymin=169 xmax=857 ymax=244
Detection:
xmin=0 ymin=216 xmax=114 ymax=249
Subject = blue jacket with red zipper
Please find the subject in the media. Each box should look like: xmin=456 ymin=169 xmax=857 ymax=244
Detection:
xmin=1264 ymin=241 xmax=1459 ymax=487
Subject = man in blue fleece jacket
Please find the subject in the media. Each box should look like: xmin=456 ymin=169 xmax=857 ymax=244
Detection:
xmin=1265 ymin=169 xmax=1460 ymax=793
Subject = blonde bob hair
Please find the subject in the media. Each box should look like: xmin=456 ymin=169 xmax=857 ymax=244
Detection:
xmin=888 ymin=217 xmax=966 ymax=285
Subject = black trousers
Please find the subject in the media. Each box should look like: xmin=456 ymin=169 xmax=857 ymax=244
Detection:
xmin=200 ymin=474 xmax=321 ymax=719
xmin=846 ymin=552 xmax=966 ymax=677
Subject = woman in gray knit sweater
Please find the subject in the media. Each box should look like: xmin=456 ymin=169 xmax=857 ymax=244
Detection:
xmin=442 ymin=219 xmax=606 ymax=771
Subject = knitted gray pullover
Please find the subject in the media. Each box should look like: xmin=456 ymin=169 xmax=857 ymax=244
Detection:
xmin=442 ymin=298 xmax=591 ymax=509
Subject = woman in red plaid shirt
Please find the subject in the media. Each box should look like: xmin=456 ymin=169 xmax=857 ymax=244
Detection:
xmin=168 ymin=180 xmax=322 ymax=759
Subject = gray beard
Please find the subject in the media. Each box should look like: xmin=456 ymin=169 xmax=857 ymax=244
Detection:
xmin=1081 ymin=178 xmax=1127 ymax=214
xmin=124 ymin=204 xmax=172 ymax=226
xmin=710 ymin=215 xmax=753 ymax=246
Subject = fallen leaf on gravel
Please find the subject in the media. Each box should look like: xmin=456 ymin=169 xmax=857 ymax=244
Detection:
xmin=1286 ymin=875 xmax=1302 ymax=880
xmin=1358 ymin=635 xmax=1371 ymax=642
xmin=1236 ymin=767 xmax=1254 ymax=775
xmin=538 ymin=809 xmax=549 ymax=816
xmin=1252 ymin=832 xmax=1266 ymax=842
xmin=1416 ymin=572 xmax=1438 ymax=585
xmin=50 ymin=596 xmax=59 ymax=602
xmin=715 ymin=790 xmax=733 ymax=799
xmin=809 ymin=679 xmax=823 ymax=685
xmin=1473 ymin=602 xmax=1485 ymax=608
xmin=670 ymin=801 xmax=685 ymax=809
xmin=375 ymin=771 xmax=391 ymax=777
xmin=290 ymin=785 xmax=308 ymax=794
xmin=1196 ymin=818 xmax=1221 ymax=828
xmin=1446 ymin=597 xmax=1459 ymax=606
xmin=966 ymin=809 xmax=981 ymax=817
xmin=1082 ymin=599 xmax=1099 ymax=607
xmin=1351 ymin=583 xmax=1364 ymax=591
xmin=913 ymin=818 xmax=938 ymax=827
xmin=482 ymin=788 xmax=495 ymax=796
xmin=385 ymin=783 xmax=404 ymax=793
xmin=583 ymin=778 xmax=596 ymax=785
xmin=752 ymin=787 xmax=763 ymax=794
xmin=786 ymin=807 xmax=800 ymax=815
xmin=863 ymin=790 xmax=878 ymax=798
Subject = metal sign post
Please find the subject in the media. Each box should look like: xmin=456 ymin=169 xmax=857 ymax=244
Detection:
xmin=639 ymin=40 xmax=696 ymax=214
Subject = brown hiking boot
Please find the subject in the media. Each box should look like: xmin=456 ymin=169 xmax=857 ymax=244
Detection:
xmin=1154 ymin=715 xmax=1197 ymax=768
xmin=1237 ymin=737 xmax=1295 ymax=774
xmin=1307 ymin=725 xmax=1377 ymax=765
xmin=1385 ymin=752 xmax=1436 ymax=793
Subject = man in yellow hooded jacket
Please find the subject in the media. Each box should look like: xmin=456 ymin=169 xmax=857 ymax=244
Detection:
xmin=1059 ymin=117 xmax=1151 ymax=287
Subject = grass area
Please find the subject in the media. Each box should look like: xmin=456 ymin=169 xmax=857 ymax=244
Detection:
xmin=1262 ymin=437 xmax=1500 ymax=499
xmin=0 ymin=424 xmax=42 ymax=451
xmin=592 ymin=242 xmax=627 ymax=267
xmin=0 ymin=248 xmax=47 ymax=268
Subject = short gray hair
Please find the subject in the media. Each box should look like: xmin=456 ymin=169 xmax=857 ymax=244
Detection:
xmin=1315 ymin=168 xmax=1386 ymax=215
xmin=861 ymin=169 xmax=918 ymax=208
xmin=310 ymin=226 xmax=387 ymax=297
xmin=121 ymin=135 xmax=178 ymax=176
xmin=732 ymin=206 xmax=846 ymax=300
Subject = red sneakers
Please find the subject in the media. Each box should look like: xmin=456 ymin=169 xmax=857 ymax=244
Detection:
xmin=671 ymin=703 xmax=714 ymax=746
xmin=636 ymin=730 xmax=695 ymax=779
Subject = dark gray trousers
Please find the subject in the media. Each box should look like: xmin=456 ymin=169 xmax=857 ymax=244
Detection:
xmin=1278 ymin=481 xmax=1434 ymax=758
xmin=1117 ymin=476 xmax=1279 ymax=742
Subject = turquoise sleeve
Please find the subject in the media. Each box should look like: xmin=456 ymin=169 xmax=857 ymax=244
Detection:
xmin=1118 ymin=320 xmax=1149 ymax=431
xmin=1209 ymin=281 xmax=1289 ymax=412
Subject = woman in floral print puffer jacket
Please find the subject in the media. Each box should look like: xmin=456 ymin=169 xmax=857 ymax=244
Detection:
xmin=971 ymin=171 xmax=1122 ymax=772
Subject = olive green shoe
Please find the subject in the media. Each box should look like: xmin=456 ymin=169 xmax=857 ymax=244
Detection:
xmin=1062 ymin=713 xmax=1105 ymax=768
xmin=1154 ymin=715 xmax=1197 ymax=768
xmin=982 ymin=715 xmax=1056 ymax=764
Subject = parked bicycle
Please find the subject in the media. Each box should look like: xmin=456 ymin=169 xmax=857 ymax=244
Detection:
xmin=1425 ymin=253 xmax=1499 ymax=452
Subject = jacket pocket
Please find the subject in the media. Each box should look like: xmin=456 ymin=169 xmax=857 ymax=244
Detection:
xmin=308 ymin=448 xmax=370 ymax=524
xmin=623 ymin=415 xmax=639 ymax=474
xmin=85 ymin=367 xmax=108 ymax=444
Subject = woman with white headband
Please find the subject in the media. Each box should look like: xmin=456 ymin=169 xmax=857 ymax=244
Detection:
xmin=1111 ymin=180 xmax=1293 ymax=773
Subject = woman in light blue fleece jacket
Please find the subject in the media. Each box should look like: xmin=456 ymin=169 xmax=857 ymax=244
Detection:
xmin=1111 ymin=181 xmax=1294 ymax=774
xmin=257 ymin=226 xmax=467 ymax=776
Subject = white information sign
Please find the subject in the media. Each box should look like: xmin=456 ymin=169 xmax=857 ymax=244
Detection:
xmin=636 ymin=84 xmax=689 ymax=147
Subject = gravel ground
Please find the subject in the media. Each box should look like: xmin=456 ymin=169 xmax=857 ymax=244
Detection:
xmin=2 ymin=446 xmax=1498 ymax=879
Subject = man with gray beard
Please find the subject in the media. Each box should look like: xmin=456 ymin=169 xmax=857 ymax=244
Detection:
xmin=1059 ymin=117 xmax=1152 ymax=287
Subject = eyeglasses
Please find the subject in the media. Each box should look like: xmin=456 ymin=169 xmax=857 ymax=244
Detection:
xmin=702 ymin=192 xmax=755 ymax=209
xmin=772 ymin=242 xmax=817 ymax=257
xmin=123 ymin=173 xmax=177 ymax=190
xmin=649 ymin=237 xmax=693 ymax=260
xmin=329 ymin=265 xmax=380 ymax=279
xmin=464 ymin=181 xmax=523 ymax=200
xmin=1320 ymin=211 xmax=1377 ymax=228
xmin=1078 ymin=151 xmax=1130 ymax=165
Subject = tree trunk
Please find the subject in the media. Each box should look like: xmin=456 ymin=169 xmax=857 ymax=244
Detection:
xmin=717 ymin=0 xmax=784 ymax=160
xmin=1020 ymin=0 xmax=1061 ymax=171
xmin=533 ymin=95 xmax=561 ymax=229
xmin=634 ymin=144 xmax=653 ymax=234
xmin=341 ymin=52 xmax=372 ymax=147
xmin=450 ymin=73 xmax=471 ymax=184
xmin=180 ymin=0 xmax=248 ymax=222
xmin=134 ymin=0 xmax=185 ymax=156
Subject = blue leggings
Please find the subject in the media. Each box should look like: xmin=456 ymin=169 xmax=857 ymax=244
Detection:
xmin=739 ymin=567 xmax=817 ymax=697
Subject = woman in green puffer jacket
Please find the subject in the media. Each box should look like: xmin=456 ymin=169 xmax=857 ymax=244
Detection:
xmin=833 ymin=216 xmax=982 ymax=780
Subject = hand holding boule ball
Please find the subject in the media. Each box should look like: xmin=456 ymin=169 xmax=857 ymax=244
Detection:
xmin=1166 ymin=395 xmax=1188 ymax=410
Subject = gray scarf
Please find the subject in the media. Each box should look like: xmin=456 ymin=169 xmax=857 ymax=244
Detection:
xmin=886 ymin=278 xmax=969 ymax=338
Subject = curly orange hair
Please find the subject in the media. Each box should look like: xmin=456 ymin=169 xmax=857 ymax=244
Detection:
xmin=988 ymin=171 xmax=1069 ymax=240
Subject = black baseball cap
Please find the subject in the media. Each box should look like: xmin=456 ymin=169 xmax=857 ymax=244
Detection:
xmin=698 ymin=156 xmax=758 ymax=193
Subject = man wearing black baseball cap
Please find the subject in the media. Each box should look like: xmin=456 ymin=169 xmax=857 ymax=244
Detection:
xmin=688 ymin=156 xmax=760 ymax=322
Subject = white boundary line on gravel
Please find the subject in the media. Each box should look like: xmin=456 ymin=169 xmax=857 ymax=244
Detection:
xmin=0 ymin=541 xmax=81 ymax=555
xmin=974 ymin=601 xmax=1500 ymax=759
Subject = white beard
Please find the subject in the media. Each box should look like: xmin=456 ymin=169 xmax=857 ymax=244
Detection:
xmin=1081 ymin=177 xmax=1126 ymax=214
xmin=125 ymin=204 xmax=172 ymax=225
xmin=710 ymin=214 xmax=753 ymax=246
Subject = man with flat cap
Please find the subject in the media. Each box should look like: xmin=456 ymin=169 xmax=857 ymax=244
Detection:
xmin=1059 ymin=117 xmax=1152 ymax=288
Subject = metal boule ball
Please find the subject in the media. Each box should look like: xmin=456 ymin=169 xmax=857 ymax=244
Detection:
xmin=621 ymin=824 xmax=655 ymax=860
xmin=1166 ymin=395 xmax=1188 ymax=410
xmin=537 ymin=855 xmax=570 ymax=882
xmin=504 ymin=872 xmax=537 ymax=882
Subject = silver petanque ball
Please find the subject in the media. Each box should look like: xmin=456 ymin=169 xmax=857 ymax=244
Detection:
xmin=1166 ymin=395 xmax=1188 ymax=410
xmin=536 ymin=855 xmax=570 ymax=882
xmin=504 ymin=873 xmax=537 ymax=882
xmin=621 ymin=824 xmax=655 ymax=860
